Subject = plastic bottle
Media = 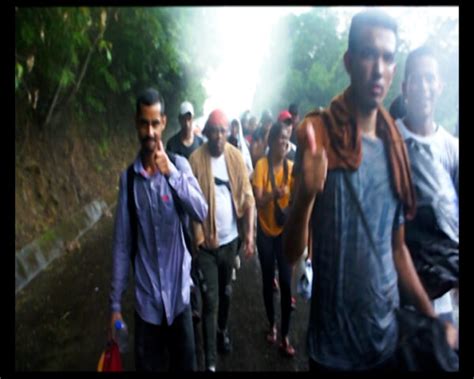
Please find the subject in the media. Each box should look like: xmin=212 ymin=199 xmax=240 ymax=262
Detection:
xmin=114 ymin=319 xmax=129 ymax=353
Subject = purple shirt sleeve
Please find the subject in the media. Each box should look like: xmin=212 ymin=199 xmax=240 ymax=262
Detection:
xmin=167 ymin=155 xmax=208 ymax=223
xmin=109 ymin=172 xmax=132 ymax=313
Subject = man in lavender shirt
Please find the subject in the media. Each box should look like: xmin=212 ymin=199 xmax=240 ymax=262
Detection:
xmin=108 ymin=88 xmax=208 ymax=371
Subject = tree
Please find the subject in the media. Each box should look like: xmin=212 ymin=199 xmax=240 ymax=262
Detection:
xmin=253 ymin=8 xmax=349 ymax=117
xmin=15 ymin=7 xmax=110 ymax=134
xmin=254 ymin=7 xmax=458 ymax=132
xmin=15 ymin=7 xmax=208 ymax=140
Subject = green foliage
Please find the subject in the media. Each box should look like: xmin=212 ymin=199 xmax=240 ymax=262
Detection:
xmin=98 ymin=138 xmax=109 ymax=158
xmin=15 ymin=63 xmax=24 ymax=90
xmin=15 ymin=7 xmax=207 ymax=137
xmin=254 ymin=8 xmax=349 ymax=116
xmin=15 ymin=7 xmax=109 ymax=129
xmin=255 ymin=8 xmax=458 ymax=132
xmin=59 ymin=68 xmax=75 ymax=88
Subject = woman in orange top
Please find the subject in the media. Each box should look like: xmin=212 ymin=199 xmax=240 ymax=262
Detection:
xmin=252 ymin=121 xmax=295 ymax=357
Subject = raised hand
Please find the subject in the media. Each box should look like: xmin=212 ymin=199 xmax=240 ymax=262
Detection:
xmin=273 ymin=186 xmax=286 ymax=200
xmin=153 ymin=140 xmax=171 ymax=176
xmin=300 ymin=120 xmax=328 ymax=201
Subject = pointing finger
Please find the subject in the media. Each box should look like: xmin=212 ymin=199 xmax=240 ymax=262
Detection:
xmin=156 ymin=139 xmax=164 ymax=152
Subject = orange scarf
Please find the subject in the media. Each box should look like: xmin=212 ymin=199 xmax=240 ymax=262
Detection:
xmin=297 ymin=87 xmax=416 ymax=220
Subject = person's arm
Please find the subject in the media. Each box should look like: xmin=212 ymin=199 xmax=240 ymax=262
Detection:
xmin=252 ymin=159 xmax=277 ymax=209
xmin=241 ymin=157 xmax=256 ymax=259
xmin=392 ymin=225 xmax=435 ymax=317
xmin=253 ymin=186 xmax=274 ymax=209
xmin=283 ymin=121 xmax=327 ymax=265
xmin=109 ymin=172 xmax=132 ymax=338
xmin=165 ymin=151 xmax=208 ymax=223
xmin=242 ymin=200 xmax=255 ymax=259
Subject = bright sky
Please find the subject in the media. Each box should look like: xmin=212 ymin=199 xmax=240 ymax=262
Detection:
xmin=200 ymin=7 xmax=311 ymax=123
xmin=197 ymin=6 xmax=458 ymax=124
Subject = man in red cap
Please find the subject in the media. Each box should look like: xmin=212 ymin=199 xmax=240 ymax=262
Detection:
xmin=189 ymin=109 xmax=255 ymax=372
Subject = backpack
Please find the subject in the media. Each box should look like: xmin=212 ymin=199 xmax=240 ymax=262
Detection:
xmin=126 ymin=151 xmax=194 ymax=269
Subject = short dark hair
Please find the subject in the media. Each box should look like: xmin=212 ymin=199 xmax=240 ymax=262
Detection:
xmin=348 ymin=9 xmax=398 ymax=53
xmin=404 ymin=45 xmax=439 ymax=81
xmin=136 ymin=88 xmax=165 ymax=116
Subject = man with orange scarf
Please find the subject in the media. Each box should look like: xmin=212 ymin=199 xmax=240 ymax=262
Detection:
xmin=283 ymin=9 xmax=454 ymax=371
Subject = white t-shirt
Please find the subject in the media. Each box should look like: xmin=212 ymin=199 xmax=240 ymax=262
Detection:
xmin=397 ymin=119 xmax=459 ymax=316
xmin=433 ymin=290 xmax=453 ymax=315
xmin=396 ymin=119 xmax=458 ymax=191
xmin=211 ymin=154 xmax=239 ymax=246
xmin=396 ymin=118 xmax=459 ymax=243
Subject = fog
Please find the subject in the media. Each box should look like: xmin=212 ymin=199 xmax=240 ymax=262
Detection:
xmin=174 ymin=6 xmax=458 ymax=127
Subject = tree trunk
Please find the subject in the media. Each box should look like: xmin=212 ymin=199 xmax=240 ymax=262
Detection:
xmin=42 ymin=80 xmax=62 ymax=130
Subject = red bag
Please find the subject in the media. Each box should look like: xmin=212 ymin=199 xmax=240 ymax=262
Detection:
xmin=97 ymin=341 xmax=123 ymax=372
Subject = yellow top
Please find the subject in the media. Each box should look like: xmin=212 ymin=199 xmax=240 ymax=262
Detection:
xmin=252 ymin=156 xmax=294 ymax=237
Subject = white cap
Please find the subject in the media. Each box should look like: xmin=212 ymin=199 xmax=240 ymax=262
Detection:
xmin=179 ymin=101 xmax=194 ymax=117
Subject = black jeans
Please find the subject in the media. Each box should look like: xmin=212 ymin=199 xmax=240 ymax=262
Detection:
xmin=134 ymin=307 xmax=196 ymax=371
xmin=256 ymin=222 xmax=292 ymax=338
xmin=197 ymin=238 xmax=239 ymax=368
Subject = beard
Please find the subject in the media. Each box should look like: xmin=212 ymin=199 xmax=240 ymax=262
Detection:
xmin=141 ymin=136 xmax=156 ymax=154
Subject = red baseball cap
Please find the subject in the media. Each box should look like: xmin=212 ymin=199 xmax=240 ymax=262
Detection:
xmin=278 ymin=110 xmax=292 ymax=123
xmin=207 ymin=109 xmax=228 ymax=127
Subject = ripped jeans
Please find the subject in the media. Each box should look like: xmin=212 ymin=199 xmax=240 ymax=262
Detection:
xmin=197 ymin=238 xmax=239 ymax=368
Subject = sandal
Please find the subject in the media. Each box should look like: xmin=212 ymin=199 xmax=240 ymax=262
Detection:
xmin=279 ymin=338 xmax=296 ymax=357
xmin=266 ymin=326 xmax=277 ymax=344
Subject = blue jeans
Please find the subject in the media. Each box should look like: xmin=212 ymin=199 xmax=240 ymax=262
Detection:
xmin=134 ymin=307 xmax=196 ymax=371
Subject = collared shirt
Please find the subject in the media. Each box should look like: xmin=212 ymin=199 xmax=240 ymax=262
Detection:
xmin=109 ymin=153 xmax=208 ymax=325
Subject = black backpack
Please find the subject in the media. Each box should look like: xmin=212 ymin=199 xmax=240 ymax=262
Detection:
xmin=126 ymin=152 xmax=193 ymax=269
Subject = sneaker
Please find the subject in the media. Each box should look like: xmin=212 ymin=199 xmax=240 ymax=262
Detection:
xmin=206 ymin=365 xmax=216 ymax=372
xmin=217 ymin=329 xmax=232 ymax=354
xmin=279 ymin=338 xmax=296 ymax=358
xmin=232 ymin=268 xmax=237 ymax=281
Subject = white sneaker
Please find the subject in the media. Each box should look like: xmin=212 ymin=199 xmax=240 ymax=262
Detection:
xmin=232 ymin=268 xmax=237 ymax=281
